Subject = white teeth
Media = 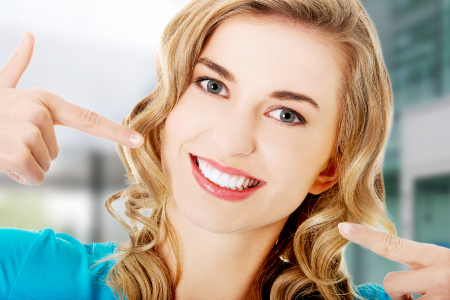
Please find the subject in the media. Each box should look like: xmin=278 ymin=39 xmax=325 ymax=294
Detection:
xmin=203 ymin=165 xmax=213 ymax=180
xmin=196 ymin=157 xmax=259 ymax=191
xmin=243 ymin=178 xmax=249 ymax=189
xmin=218 ymin=173 xmax=230 ymax=187
xmin=210 ymin=168 xmax=221 ymax=183
xmin=228 ymin=175 xmax=238 ymax=190
xmin=236 ymin=176 xmax=245 ymax=188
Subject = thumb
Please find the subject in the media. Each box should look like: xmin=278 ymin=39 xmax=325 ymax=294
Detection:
xmin=0 ymin=31 xmax=35 ymax=88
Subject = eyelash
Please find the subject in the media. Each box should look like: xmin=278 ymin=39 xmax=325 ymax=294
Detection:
xmin=194 ymin=76 xmax=230 ymax=98
xmin=193 ymin=76 xmax=307 ymax=127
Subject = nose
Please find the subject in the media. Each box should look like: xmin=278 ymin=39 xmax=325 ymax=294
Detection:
xmin=211 ymin=106 xmax=256 ymax=157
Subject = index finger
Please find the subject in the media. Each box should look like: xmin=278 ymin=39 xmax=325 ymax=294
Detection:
xmin=338 ymin=222 xmax=450 ymax=270
xmin=38 ymin=90 xmax=144 ymax=148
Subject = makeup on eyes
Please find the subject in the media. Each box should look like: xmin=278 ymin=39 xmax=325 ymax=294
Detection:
xmin=265 ymin=106 xmax=307 ymax=126
xmin=193 ymin=76 xmax=308 ymax=126
xmin=194 ymin=76 xmax=230 ymax=98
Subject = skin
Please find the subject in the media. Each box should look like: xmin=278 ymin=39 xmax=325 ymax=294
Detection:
xmin=159 ymin=14 xmax=340 ymax=299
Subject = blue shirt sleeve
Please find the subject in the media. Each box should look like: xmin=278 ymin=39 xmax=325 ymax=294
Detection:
xmin=354 ymin=283 xmax=392 ymax=300
xmin=0 ymin=227 xmax=119 ymax=300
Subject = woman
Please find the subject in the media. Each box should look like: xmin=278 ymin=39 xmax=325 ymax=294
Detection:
xmin=2 ymin=0 xmax=449 ymax=299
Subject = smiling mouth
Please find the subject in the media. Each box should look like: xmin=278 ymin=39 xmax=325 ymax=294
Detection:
xmin=193 ymin=156 xmax=260 ymax=191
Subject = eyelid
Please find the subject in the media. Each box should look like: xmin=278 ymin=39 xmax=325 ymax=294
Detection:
xmin=266 ymin=106 xmax=308 ymax=127
xmin=194 ymin=76 xmax=230 ymax=98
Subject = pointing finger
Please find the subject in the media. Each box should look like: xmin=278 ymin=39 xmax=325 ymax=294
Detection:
xmin=338 ymin=222 xmax=450 ymax=270
xmin=382 ymin=266 xmax=450 ymax=299
xmin=38 ymin=90 xmax=144 ymax=148
xmin=0 ymin=32 xmax=35 ymax=88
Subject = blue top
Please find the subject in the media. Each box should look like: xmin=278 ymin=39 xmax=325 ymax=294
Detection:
xmin=0 ymin=228 xmax=391 ymax=300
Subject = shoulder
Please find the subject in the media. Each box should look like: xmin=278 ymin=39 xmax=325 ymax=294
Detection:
xmin=0 ymin=227 xmax=119 ymax=300
xmin=354 ymin=283 xmax=392 ymax=300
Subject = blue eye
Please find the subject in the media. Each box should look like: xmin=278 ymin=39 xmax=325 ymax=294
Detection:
xmin=268 ymin=107 xmax=307 ymax=126
xmin=195 ymin=77 xmax=229 ymax=97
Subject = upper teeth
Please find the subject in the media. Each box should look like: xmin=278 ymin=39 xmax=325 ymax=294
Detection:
xmin=196 ymin=157 xmax=260 ymax=190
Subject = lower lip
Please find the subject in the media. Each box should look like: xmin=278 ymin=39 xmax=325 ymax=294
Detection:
xmin=190 ymin=154 xmax=265 ymax=202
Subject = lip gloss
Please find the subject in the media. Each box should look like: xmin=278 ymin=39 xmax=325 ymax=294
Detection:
xmin=190 ymin=154 xmax=265 ymax=202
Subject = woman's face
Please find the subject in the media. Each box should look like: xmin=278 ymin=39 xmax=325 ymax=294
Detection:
xmin=161 ymin=14 xmax=342 ymax=234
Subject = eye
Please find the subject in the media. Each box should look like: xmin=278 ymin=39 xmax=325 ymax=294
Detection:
xmin=195 ymin=77 xmax=229 ymax=97
xmin=267 ymin=107 xmax=307 ymax=126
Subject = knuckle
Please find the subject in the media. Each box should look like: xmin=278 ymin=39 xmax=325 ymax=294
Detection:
xmin=80 ymin=109 xmax=102 ymax=130
xmin=29 ymin=87 xmax=48 ymax=100
xmin=43 ymin=160 xmax=51 ymax=173
xmin=382 ymin=272 xmax=401 ymax=297
xmin=35 ymin=174 xmax=45 ymax=185
xmin=51 ymin=146 xmax=59 ymax=161
xmin=30 ymin=169 xmax=45 ymax=186
xmin=27 ymin=107 xmax=48 ymax=127
xmin=25 ymin=127 xmax=42 ymax=144
xmin=381 ymin=234 xmax=402 ymax=256
xmin=383 ymin=272 xmax=396 ymax=288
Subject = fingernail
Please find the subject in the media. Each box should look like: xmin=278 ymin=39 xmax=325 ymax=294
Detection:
xmin=338 ymin=223 xmax=355 ymax=235
xmin=129 ymin=134 xmax=144 ymax=146
xmin=20 ymin=32 xmax=28 ymax=44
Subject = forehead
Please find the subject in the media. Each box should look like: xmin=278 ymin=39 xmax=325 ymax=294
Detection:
xmin=197 ymin=13 xmax=343 ymax=107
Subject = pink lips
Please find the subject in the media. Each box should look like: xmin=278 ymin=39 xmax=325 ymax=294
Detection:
xmin=190 ymin=154 xmax=265 ymax=202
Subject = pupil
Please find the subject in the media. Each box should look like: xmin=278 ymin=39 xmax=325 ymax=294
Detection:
xmin=207 ymin=80 xmax=222 ymax=94
xmin=281 ymin=110 xmax=295 ymax=123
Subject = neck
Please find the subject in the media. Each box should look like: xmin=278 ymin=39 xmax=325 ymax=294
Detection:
xmin=157 ymin=196 xmax=288 ymax=300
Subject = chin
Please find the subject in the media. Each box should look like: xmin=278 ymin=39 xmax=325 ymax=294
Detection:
xmin=173 ymin=197 xmax=257 ymax=234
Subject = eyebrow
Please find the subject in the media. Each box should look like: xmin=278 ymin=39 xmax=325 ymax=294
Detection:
xmin=194 ymin=57 xmax=320 ymax=110
xmin=269 ymin=91 xmax=320 ymax=110
xmin=195 ymin=57 xmax=236 ymax=83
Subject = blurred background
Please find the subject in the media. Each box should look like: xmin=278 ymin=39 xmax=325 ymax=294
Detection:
xmin=0 ymin=0 xmax=449 ymax=297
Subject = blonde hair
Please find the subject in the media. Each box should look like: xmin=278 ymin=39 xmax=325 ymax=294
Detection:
xmin=93 ymin=0 xmax=396 ymax=299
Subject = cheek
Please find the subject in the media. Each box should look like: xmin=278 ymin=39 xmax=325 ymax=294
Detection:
xmin=169 ymin=90 xmax=219 ymax=134
xmin=259 ymin=125 xmax=335 ymax=206
xmin=161 ymin=92 xmax=213 ymax=182
xmin=261 ymin=129 xmax=323 ymax=180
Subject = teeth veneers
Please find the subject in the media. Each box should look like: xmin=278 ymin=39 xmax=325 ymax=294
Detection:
xmin=190 ymin=154 xmax=265 ymax=202
xmin=196 ymin=157 xmax=260 ymax=191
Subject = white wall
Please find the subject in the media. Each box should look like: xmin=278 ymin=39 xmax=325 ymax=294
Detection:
xmin=400 ymin=95 xmax=450 ymax=248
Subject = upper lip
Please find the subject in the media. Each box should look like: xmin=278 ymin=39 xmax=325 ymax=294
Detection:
xmin=192 ymin=154 xmax=264 ymax=182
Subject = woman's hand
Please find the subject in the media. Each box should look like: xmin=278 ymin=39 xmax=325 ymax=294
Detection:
xmin=0 ymin=32 xmax=144 ymax=186
xmin=338 ymin=222 xmax=450 ymax=300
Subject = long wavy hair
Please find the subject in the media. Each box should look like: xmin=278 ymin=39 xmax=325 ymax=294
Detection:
xmin=92 ymin=0 xmax=396 ymax=299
